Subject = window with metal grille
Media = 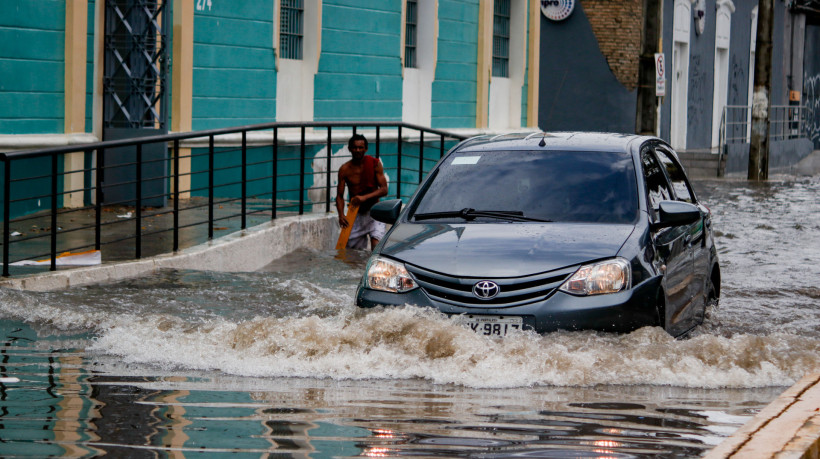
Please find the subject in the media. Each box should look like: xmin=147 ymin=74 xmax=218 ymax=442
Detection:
xmin=280 ymin=0 xmax=304 ymax=60
xmin=405 ymin=0 xmax=418 ymax=68
xmin=492 ymin=0 xmax=510 ymax=77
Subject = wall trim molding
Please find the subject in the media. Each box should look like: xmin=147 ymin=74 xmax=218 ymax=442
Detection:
xmin=0 ymin=128 xmax=539 ymax=152
xmin=0 ymin=134 xmax=100 ymax=154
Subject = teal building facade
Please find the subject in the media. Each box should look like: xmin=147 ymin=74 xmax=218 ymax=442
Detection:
xmin=0 ymin=0 xmax=541 ymax=217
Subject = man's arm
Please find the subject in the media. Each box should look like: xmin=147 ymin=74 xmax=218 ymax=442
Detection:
xmin=336 ymin=167 xmax=349 ymax=228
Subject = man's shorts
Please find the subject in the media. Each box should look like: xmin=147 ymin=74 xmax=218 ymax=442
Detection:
xmin=347 ymin=211 xmax=387 ymax=249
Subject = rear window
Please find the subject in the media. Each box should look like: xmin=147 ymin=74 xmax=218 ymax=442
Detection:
xmin=411 ymin=150 xmax=638 ymax=224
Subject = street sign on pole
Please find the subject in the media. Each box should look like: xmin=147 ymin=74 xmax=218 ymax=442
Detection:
xmin=655 ymin=53 xmax=666 ymax=96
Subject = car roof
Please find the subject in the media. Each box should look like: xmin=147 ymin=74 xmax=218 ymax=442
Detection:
xmin=452 ymin=131 xmax=655 ymax=154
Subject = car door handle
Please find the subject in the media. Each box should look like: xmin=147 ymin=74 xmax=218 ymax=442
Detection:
xmin=684 ymin=234 xmax=693 ymax=245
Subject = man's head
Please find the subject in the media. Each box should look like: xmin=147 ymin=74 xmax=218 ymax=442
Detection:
xmin=348 ymin=134 xmax=368 ymax=161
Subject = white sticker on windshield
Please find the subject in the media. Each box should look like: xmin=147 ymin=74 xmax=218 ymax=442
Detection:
xmin=452 ymin=156 xmax=480 ymax=165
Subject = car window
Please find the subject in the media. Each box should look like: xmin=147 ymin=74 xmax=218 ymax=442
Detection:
xmin=655 ymin=148 xmax=694 ymax=203
xmin=411 ymin=150 xmax=639 ymax=224
xmin=641 ymin=147 xmax=672 ymax=216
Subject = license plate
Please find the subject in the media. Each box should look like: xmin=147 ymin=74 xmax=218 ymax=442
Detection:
xmin=456 ymin=315 xmax=523 ymax=337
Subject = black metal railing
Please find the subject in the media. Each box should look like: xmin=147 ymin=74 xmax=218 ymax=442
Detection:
xmin=0 ymin=121 xmax=467 ymax=276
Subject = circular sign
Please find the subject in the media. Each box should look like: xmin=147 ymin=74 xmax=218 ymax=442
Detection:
xmin=541 ymin=0 xmax=576 ymax=21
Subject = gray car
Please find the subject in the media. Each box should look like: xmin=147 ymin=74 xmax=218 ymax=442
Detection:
xmin=356 ymin=132 xmax=720 ymax=337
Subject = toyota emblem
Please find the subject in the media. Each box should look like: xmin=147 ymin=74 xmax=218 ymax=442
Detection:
xmin=473 ymin=280 xmax=500 ymax=300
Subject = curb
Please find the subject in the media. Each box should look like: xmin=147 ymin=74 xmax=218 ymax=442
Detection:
xmin=0 ymin=213 xmax=338 ymax=292
xmin=704 ymin=373 xmax=820 ymax=459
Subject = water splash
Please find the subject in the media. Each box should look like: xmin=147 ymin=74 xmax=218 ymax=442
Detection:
xmin=2 ymin=178 xmax=819 ymax=389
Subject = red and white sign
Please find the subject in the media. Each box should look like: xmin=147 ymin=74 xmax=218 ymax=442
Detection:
xmin=655 ymin=53 xmax=666 ymax=96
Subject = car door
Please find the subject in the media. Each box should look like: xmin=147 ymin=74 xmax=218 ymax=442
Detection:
xmin=640 ymin=144 xmax=693 ymax=335
xmin=655 ymin=146 xmax=707 ymax=326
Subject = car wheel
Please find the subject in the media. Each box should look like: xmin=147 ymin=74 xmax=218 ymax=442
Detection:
xmin=706 ymin=277 xmax=719 ymax=307
xmin=700 ymin=275 xmax=719 ymax=324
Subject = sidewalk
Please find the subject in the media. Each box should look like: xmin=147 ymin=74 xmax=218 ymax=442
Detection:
xmin=1 ymin=197 xmax=306 ymax=279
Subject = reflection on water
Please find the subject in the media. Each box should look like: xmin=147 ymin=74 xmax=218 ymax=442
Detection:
xmin=0 ymin=327 xmax=783 ymax=457
xmin=1 ymin=177 xmax=819 ymax=457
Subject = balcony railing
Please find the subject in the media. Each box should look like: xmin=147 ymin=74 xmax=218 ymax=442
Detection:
xmin=0 ymin=122 xmax=467 ymax=276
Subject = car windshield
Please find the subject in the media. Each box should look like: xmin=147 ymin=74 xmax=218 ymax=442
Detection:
xmin=411 ymin=149 xmax=639 ymax=224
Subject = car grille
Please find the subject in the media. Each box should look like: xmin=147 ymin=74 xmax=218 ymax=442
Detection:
xmin=405 ymin=264 xmax=577 ymax=308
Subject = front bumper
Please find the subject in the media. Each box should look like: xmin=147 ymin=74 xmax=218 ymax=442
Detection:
xmin=356 ymin=277 xmax=662 ymax=334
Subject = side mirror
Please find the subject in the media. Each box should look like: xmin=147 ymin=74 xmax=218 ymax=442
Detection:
xmin=651 ymin=201 xmax=701 ymax=231
xmin=370 ymin=199 xmax=403 ymax=224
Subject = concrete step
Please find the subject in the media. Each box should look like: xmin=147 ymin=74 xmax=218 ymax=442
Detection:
xmin=704 ymin=373 xmax=820 ymax=458
xmin=678 ymin=152 xmax=725 ymax=178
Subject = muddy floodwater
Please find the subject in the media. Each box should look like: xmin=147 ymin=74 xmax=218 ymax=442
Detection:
xmin=1 ymin=177 xmax=819 ymax=457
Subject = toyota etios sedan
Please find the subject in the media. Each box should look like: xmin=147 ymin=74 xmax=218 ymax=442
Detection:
xmin=356 ymin=132 xmax=720 ymax=338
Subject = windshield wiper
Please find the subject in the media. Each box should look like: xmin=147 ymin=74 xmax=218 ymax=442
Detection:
xmin=413 ymin=208 xmax=552 ymax=222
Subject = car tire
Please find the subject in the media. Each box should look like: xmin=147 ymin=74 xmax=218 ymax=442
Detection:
xmin=700 ymin=275 xmax=719 ymax=324
xmin=706 ymin=277 xmax=719 ymax=307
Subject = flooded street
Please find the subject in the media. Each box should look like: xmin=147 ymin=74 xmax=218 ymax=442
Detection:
xmin=1 ymin=177 xmax=819 ymax=457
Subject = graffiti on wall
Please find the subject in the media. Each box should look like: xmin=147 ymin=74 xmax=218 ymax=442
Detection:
xmin=687 ymin=55 xmax=708 ymax=139
xmin=730 ymin=54 xmax=747 ymax=105
xmin=805 ymin=72 xmax=820 ymax=149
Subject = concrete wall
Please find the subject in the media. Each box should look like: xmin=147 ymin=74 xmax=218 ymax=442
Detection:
xmin=192 ymin=2 xmax=277 ymax=130
xmin=660 ymin=0 xmax=724 ymax=149
xmin=314 ymin=0 xmax=403 ymax=122
xmin=725 ymin=138 xmax=815 ymax=175
xmin=538 ymin=3 xmax=636 ymax=132
xmin=805 ymin=23 xmax=820 ymax=149
xmin=0 ymin=0 xmax=66 ymax=134
xmin=0 ymin=213 xmax=338 ymax=292
xmin=431 ymin=0 xmax=480 ymax=128
xmin=581 ymin=0 xmax=643 ymax=90
xmin=726 ymin=2 xmax=756 ymax=112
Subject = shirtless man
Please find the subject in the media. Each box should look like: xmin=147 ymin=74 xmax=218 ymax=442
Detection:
xmin=336 ymin=134 xmax=389 ymax=250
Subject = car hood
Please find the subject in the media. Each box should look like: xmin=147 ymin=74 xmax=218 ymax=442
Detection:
xmin=379 ymin=222 xmax=636 ymax=277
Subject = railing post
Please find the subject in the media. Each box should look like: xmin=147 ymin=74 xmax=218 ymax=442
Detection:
xmin=326 ymin=127 xmax=332 ymax=213
xmin=3 ymin=158 xmax=11 ymax=277
xmin=299 ymin=126 xmax=305 ymax=215
xmin=397 ymin=125 xmax=403 ymax=199
xmin=172 ymin=139 xmax=179 ymax=251
xmin=241 ymin=131 xmax=247 ymax=230
xmin=208 ymin=135 xmax=214 ymax=239
xmin=272 ymin=128 xmax=278 ymax=220
xmin=95 ymin=148 xmax=103 ymax=250
xmin=135 ymin=143 xmax=142 ymax=259
xmin=375 ymin=126 xmax=380 ymax=159
xmin=419 ymin=130 xmax=424 ymax=184
xmin=50 ymin=153 xmax=58 ymax=271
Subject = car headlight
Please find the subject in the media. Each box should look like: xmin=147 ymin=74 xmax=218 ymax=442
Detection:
xmin=559 ymin=258 xmax=631 ymax=296
xmin=365 ymin=257 xmax=418 ymax=293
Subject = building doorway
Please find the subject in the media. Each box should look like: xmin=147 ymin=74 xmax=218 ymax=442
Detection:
xmin=670 ymin=0 xmax=691 ymax=150
xmin=102 ymin=0 xmax=169 ymax=206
